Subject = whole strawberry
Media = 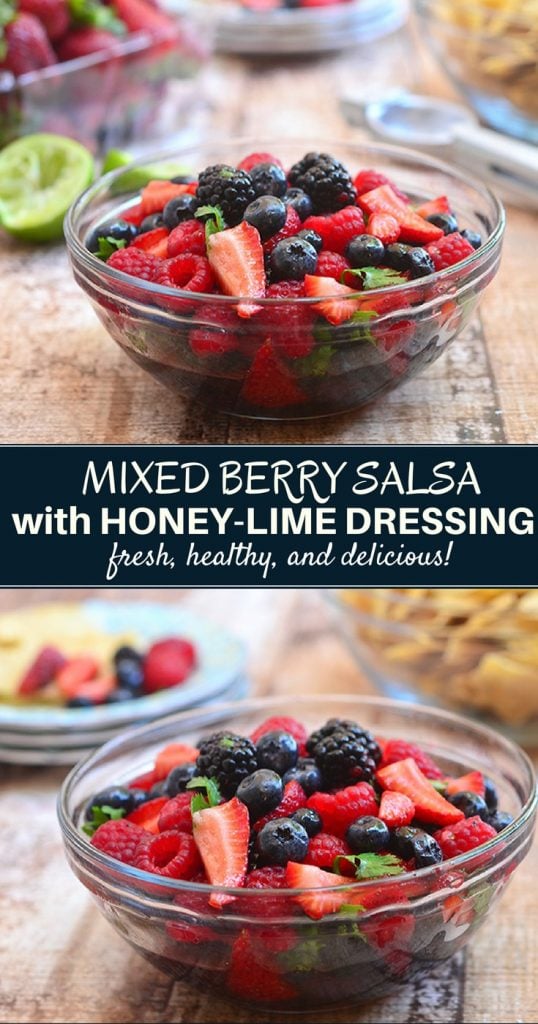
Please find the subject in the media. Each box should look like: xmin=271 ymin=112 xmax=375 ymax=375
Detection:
xmin=19 ymin=0 xmax=69 ymax=41
xmin=143 ymin=636 xmax=197 ymax=693
xmin=57 ymin=27 xmax=121 ymax=62
xmin=1 ymin=13 xmax=56 ymax=75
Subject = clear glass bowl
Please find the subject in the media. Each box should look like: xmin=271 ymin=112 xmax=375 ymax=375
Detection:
xmin=64 ymin=138 xmax=504 ymax=421
xmin=58 ymin=695 xmax=536 ymax=1013
xmin=0 ymin=11 xmax=209 ymax=154
xmin=415 ymin=0 xmax=538 ymax=144
xmin=331 ymin=590 xmax=538 ymax=747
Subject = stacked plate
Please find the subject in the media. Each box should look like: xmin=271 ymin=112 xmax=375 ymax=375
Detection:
xmin=0 ymin=601 xmax=247 ymax=765
xmin=211 ymin=0 xmax=408 ymax=55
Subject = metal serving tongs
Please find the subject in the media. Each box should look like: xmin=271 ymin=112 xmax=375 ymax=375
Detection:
xmin=340 ymin=90 xmax=538 ymax=210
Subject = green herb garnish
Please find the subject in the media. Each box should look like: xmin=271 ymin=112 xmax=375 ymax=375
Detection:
xmin=333 ymin=852 xmax=405 ymax=880
xmin=95 ymin=235 xmax=127 ymax=260
xmin=342 ymin=266 xmax=408 ymax=290
xmin=187 ymin=775 xmax=221 ymax=813
xmin=82 ymin=804 xmax=126 ymax=837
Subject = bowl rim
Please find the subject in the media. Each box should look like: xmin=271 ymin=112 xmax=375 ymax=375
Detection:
xmin=58 ymin=693 xmax=537 ymax=901
xmin=64 ymin=136 xmax=505 ymax=309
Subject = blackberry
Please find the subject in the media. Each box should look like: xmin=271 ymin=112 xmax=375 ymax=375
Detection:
xmin=195 ymin=164 xmax=256 ymax=227
xmin=196 ymin=731 xmax=258 ymax=797
xmin=288 ymin=152 xmax=356 ymax=214
xmin=308 ymin=720 xmax=381 ymax=787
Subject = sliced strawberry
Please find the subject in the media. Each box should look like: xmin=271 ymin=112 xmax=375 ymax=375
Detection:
xmin=114 ymin=0 xmax=176 ymax=35
xmin=207 ymin=221 xmax=265 ymax=318
xmin=192 ymin=797 xmax=249 ymax=908
xmin=55 ymin=656 xmax=100 ymax=699
xmin=121 ymin=202 xmax=144 ymax=226
xmin=445 ymin=771 xmax=485 ymax=799
xmin=303 ymin=274 xmax=362 ymax=326
xmin=128 ymin=769 xmax=158 ymax=791
xmin=254 ymin=780 xmax=307 ymax=833
xmin=353 ymin=169 xmax=409 ymax=203
xmin=132 ymin=227 xmax=169 ymax=259
xmin=18 ymin=646 xmax=66 ymax=696
xmin=367 ymin=212 xmax=400 ymax=245
xmin=358 ymin=185 xmax=444 ymax=245
xmin=415 ymin=195 xmax=451 ymax=219
xmin=377 ymin=759 xmax=464 ymax=827
xmin=64 ymin=674 xmax=116 ymax=704
xmin=240 ymin=340 xmax=306 ymax=410
xmin=379 ymin=738 xmax=444 ymax=780
xmin=140 ymin=180 xmax=192 ymax=218
xmin=286 ymin=862 xmax=348 ymax=920
xmin=228 ymin=931 xmax=296 ymax=1002
xmin=442 ymin=892 xmax=475 ymax=925
xmin=154 ymin=742 xmax=200 ymax=781
xmin=127 ymin=796 xmax=168 ymax=834
xmin=378 ymin=791 xmax=415 ymax=828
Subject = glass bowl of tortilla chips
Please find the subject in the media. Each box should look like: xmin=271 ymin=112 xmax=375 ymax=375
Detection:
xmin=332 ymin=589 xmax=538 ymax=745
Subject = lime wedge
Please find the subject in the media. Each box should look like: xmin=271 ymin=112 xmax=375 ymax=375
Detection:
xmin=102 ymin=148 xmax=192 ymax=194
xmin=0 ymin=134 xmax=94 ymax=243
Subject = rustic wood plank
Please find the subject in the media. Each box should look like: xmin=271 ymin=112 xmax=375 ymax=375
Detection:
xmin=0 ymin=591 xmax=536 ymax=1024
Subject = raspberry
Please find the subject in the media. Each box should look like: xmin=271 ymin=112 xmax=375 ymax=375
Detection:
xmin=434 ymin=816 xmax=497 ymax=860
xmin=306 ymin=782 xmax=378 ymax=838
xmin=263 ymin=205 xmax=302 ymax=254
xmin=158 ymin=793 xmax=193 ymax=833
xmin=367 ymin=212 xmax=400 ymax=246
xmin=254 ymin=780 xmax=307 ymax=832
xmin=250 ymin=715 xmax=308 ymax=755
xmin=314 ymin=251 xmax=349 ymax=280
xmin=245 ymin=865 xmax=287 ymax=889
xmin=353 ymin=169 xmax=409 ymax=203
xmin=379 ymin=739 xmax=444 ymax=780
xmin=259 ymin=281 xmax=314 ymax=359
xmin=143 ymin=638 xmax=197 ymax=693
xmin=167 ymin=219 xmax=206 ymax=257
xmin=304 ymin=832 xmax=351 ymax=871
xmin=238 ymin=152 xmax=284 ymax=173
xmin=107 ymin=247 xmax=158 ymax=280
xmin=189 ymin=301 xmax=241 ymax=357
xmin=426 ymin=232 xmax=475 ymax=271
xmin=228 ymin=931 xmax=296 ymax=1002
xmin=91 ymin=819 xmax=148 ymax=865
xmin=135 ymin=829 xmax=201 ymax=878
xmin=302 ymin=207 xmax=365 ymax=255
xmin=153 ymin=254 xmax=215 ymax=307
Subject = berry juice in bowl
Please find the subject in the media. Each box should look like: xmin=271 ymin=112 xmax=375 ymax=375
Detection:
xmin=58 ymin=695 xmax=536 ymax=1012
xmin=64 ymin=139 xmax=504 ymax=420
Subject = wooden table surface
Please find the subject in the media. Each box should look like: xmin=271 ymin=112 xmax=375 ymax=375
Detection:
xmin=1 ymin=588 xmax=537 ymax=1024
xmin=1 ymin=26 xmax=537 ymax=444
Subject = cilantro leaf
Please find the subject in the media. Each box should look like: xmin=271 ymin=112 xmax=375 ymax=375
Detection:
xmin=82 ymin=804 xmax=126 ymax=837
xmin=471 ymin=885 xmax=493 ymax=918
xmin=294 ymin=344 xmax=334 ymax=378
xmin=342 ymin=266 xmax=408 ymax=290
xmin=95 ymin=235 xmax=127 ymax=260
xmin=187 ymin=775 xmax=221 ymax=813
xmin=195 ymin=204 xmax=226 ymax=244
xmin=333 ymin=853 xmax=405 ymax=880
xmin=431 ymin=779 xmax=448 ymax=794
xmin=68 ymin=0 xmax=125 ymax=34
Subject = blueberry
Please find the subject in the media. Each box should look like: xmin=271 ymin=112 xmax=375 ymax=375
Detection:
xmin=129 ymin=788 xmax=150 ymax=811
xmin=250 ymin=162 xmax=287 ymax=198
xmin=171 ymin=174 xmax=197 ymax=184
xmin=484 ymin=777 xmax=498 ymax=812
xmin=283 ymin=758 xmax=321 ymax=796
xmin=165 ymin=762 xmax=198 ymax=796
xmin=257 ymin=817 xmax=309 ymax=866
xmin=87 ymin=218 xmax=138 ymax=252
xmin=149 ymin=780 xmax=167 ymax=798
xmin=67 ymin=696 xmax=95 ymax=708
xmin=236 ymin=769 xmax=283 ymax=820
xmin=105 ymin=688 xmax=136 ymax=704
xmin=426 ymin=212 xmax=458 ymax=234
xmin=297 ymin=227 xmax=323 ymax=252
xmin=346 ymin=234 xmax=385 ymax=268
xmin=270 ymin=237 xmax=318 ymax=281
xmin=256 ymin=730 xmax=299 ymax=774
xmin=487 ymin=810 xmax=513 ymax=833
xmin=291 ymin=807 xmax=322 ymax=837
xmin=406 ymin=247 xmax=436 ymax=278
xmin=84 ymin=786 xmax=136 ymax=821
xmin=113 ymin=646 xmax=143 ymax=666
xmin=162 ymin=194 xmax=199 ymax=229
xmin=447 ymin=790 xmax=489 ymax=821
xmin=461 ymin=228 xmax=482 ymax=250
xmin=346 ymin=816 xmax=389 ymax=854
xmin=140 ymin=212 xmax=164 ymax=232
xmin=391 ymin=826 xmax=443 ymax=867
xmin=116 ymin=658 xmax=144 ymax=694
xmin=285 ymin=188 xmax=313 ymax=221
xmin=243 ymin=195 xmax=287 ymax=241
xmin=384 ymin=242 xmax=413 ymax=271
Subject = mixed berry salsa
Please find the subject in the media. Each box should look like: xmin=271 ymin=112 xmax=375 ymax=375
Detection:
xmin=86 ymin=151 xmax=487 ymax=416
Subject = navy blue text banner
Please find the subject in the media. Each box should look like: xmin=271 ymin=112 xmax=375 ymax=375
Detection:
xmin=1 ymin=445 xmax=536 ymax=586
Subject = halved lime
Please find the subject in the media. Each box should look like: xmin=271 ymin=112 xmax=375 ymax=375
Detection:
xmin=0 ymin=134 xmax=94 ymax=243
xmin=103 ymin=147 xmax=192 ymax=194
